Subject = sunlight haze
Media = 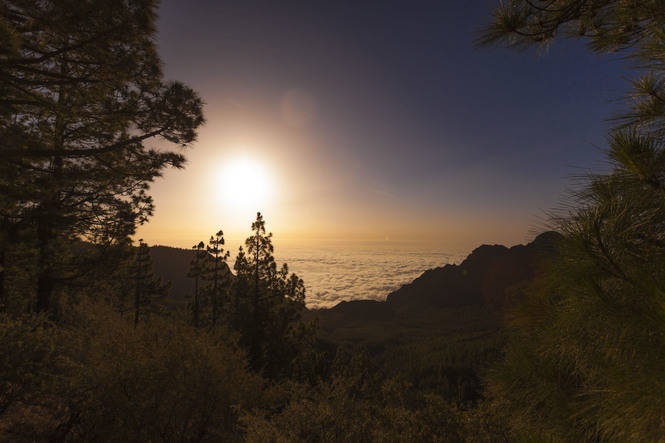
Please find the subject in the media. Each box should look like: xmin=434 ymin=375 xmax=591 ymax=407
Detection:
xmin=135 ymin=1 xmax=625 ymax=253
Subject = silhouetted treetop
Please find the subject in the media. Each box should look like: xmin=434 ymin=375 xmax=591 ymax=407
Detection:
xmin=478 ymin=0 xmax=665 ymax=55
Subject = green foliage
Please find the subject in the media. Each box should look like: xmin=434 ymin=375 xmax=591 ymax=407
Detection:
xmin=487 ymin=161 xmax=665 ymax=440
xmin=242 ymin=376 xmax=461 ymax=442
xmin=0 ymin=314 xmax=66 ymax=420
xmin=481 ymin=1 xmax=665 ymax=440
xmin=241 ymin=360 xmax=507 ymax=442
xmin=478 ymin=0 xmax=665 ymax=53
xmin=0 ymin=239 xmax=37 ymax=314
xmin=380 ymin=332 xmax=504 ymax=405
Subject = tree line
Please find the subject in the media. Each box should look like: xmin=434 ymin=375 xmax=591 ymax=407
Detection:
xmin=179 ymin=212 xmax=313 ymax=380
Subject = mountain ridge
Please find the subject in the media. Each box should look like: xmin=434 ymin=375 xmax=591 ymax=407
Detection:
xmin=310 ymin=231 xmax=561 ymax=346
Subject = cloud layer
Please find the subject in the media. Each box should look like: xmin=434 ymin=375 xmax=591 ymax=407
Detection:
xmin=276 ymin=243 xmax=464 ymax=309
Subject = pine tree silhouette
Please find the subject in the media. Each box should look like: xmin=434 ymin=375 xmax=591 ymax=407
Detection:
xmin=480 ymin=2 xmax=665 ymax=439
xmin=132 ymin=240 xmax=168 ymax=328
xmin=206 ymin=230 xmax=230 ymax=327
xmin=188 ymin=241 xmax=207 ymax=328
xmin=0 ymin=1 xmax=204 ymax=314
xmin=224 ymin=213 xmax=312 ymax=378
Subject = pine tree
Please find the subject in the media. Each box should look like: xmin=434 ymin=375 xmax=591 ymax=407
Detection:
xmin=188 ymin=241 xmax=208 ymax=328
xmin=227 ymin=213 xmax=313 ymax=379
xmin=243 ymin=212 xmax=274 ymax=366
xmin=131 ymin=240 xmax=168 ymax=328
xmin=206 ymin=230 xmax=230 ymax=327
xmin=234 ymin=245 xmax=250 ymax=277
xmin=481 ymin=1 xmax=665 ymax=439
xmin=478 ymin=1 xmax=664 ymax=54
xmin=228 ymin=245 xmax=252 ymax=341
xmin=245 ymin=212 xmax=276 ymax=296
xmin=0 ymin=1 xmax=204 ymax=315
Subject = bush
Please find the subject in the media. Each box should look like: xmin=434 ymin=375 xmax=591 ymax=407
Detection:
xmin=0 ymin=302 xmax=264 ymax=441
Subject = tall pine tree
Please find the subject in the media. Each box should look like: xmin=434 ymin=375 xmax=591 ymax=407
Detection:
xmin=187 ymin=241 xmax=207 ymax=329
xmin=481 ymin=1 xmax=665 ymax=439
xmin=228 ymin=213 xmax=312 ymax=379
xmin=0 ymin=1 xmax=204 ymax=315
xmin=206 ymin=230 xmax=230 ymax=327
xmin=131 ymin=240 xmax=168 ymax=328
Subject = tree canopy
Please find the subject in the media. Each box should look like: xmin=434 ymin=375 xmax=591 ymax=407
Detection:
xmin=0 ymin=0 xmax=204 ymax=314
xmin=480 ymin=1 xmax=665 ymax=440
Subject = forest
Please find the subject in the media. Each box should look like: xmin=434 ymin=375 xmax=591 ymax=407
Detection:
xmin=2 ymin=0 xmax=665 ymax=441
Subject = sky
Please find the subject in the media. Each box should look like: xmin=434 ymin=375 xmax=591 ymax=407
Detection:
xmin=136 ymin=0 xmax=629 ymax=253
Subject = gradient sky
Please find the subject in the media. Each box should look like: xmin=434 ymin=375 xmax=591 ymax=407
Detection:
xmin=136 ymin=0 xmax=629 ymax=252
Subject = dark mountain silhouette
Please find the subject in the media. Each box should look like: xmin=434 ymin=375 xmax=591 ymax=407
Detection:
xmin=149 ymin=245 xmax=232 ymax=307
xmin=313 ymin=231 xmax=561 ymax=346
xmin=387 ymin=230 xmax=561 ymax=310
xmin=148 ymin=246 xmax=196 ymax=306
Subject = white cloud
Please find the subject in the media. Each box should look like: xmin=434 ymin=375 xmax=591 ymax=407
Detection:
xmin=276 ymin=244 xmax=464 ymax=309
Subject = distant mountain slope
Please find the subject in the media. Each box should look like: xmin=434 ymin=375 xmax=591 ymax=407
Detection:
xmin=387 ymin=230 xmax=561 ymax=310
xmin=149 ymin=246 xmax=196 ymax=305
xmin=149 ymin=245 xmax=232 ymax=307
xmin=314 ymin=231 xmax=561 ymax=347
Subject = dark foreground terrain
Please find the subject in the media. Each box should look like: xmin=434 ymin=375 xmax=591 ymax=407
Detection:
xmin=145 ymin=233 xmax=559 ymax=410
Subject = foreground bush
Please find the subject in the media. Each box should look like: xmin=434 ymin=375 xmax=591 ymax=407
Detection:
xmin=0 ymin=303 xmax=263 ymax=441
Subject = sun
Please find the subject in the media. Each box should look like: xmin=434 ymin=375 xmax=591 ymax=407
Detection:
xmin=218 ymin=157 xmax=273 ymax=211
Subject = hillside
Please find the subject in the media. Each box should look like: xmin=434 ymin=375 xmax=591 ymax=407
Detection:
xmin=387 ymin=230 xmax=561 ymax=309
xmin=149 ymin=245 xmax=232 ymax=308
xmin=312 ymin=231 xmax=560 ymax=348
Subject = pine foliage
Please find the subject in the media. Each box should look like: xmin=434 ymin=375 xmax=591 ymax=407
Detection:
xmin=0 ymin=0 xmax=204 ymax=314
xmin=229 ymin=212 xmax=314 ymax=380
xmin=481 ymin=1 xmax=665 ymax=440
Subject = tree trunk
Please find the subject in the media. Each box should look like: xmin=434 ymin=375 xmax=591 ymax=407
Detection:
xmin=193 ymin=275 xmax=199 ymax=328
xmin=254 ymin=233 xmax=260 ymax=297
xmin=37 ymin=42 xmax=68 ymax=315
xmin=212 ymin=259 xmax=218 ymax=326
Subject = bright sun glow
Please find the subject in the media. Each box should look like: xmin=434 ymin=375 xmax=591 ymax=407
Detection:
xmin=219 ymin=157 xmax=273 ymax=211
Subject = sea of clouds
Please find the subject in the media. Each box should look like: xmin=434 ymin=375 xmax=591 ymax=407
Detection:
xmin=274 ymin=242 xmax=465 ymax=309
